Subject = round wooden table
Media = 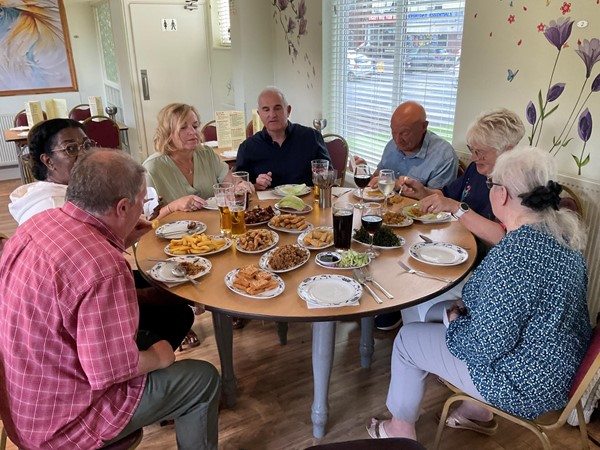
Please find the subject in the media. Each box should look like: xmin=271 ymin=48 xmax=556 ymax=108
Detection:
xmin=135 ymin=188 xmax=477 ymax=438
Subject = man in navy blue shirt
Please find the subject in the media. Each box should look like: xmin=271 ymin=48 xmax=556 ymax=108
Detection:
xmin=235 ymin=86 xmax=331 ymax=190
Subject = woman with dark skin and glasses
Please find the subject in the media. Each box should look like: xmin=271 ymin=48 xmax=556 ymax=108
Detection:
xmin=8 ymin=118 xmax=200 ymax=351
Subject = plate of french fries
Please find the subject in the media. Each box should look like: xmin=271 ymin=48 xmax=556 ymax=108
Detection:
xmin=267 ymin=213 xmax=313 ymax=234
xmin=235 ymin=229 xmax=279 ymax=254
xmin=297 ymin=226 xmax=334 ymax=250
xmin=164 ymin=233 xmax=232 ymax=256
xmin=225 ymin=265 xmax=285 ymax=299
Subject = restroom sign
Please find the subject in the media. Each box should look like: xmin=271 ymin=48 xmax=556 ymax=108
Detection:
xmin=162 ymin=18 xmax=177 ymax=31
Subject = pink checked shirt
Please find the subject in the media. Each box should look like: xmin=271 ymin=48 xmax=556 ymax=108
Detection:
xmin=0 ymin=203 xmax=146 ymax=449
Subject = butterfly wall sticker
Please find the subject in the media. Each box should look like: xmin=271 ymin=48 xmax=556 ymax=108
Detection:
xmin=507 ymin=69 xmax=519 ymax=82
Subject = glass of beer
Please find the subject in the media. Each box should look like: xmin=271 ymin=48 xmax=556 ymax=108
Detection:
xmin=213 ymin=182 xmax=234 ymax=236
xmin=228 ymin=187 xmax=247 ymax=237
xmin=332 ymin=201 xmax=354 ymax=250
xmin=311 ymin=159 xmax=329 ymax=203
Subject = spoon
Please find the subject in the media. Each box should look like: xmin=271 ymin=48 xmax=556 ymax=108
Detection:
xmin=171 ymin=264 xmax=199 ymax=285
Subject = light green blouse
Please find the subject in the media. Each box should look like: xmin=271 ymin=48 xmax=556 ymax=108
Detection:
xmin=143 ymin=145 xmax=229 ymax=204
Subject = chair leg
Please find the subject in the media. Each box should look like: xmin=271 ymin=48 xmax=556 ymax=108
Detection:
xmin=433 ymin=394 xmax=461 ymax=450
xmin=576 ymin=402 xmax=590 ymax=450
xmin=276 ymin=321 xmax=288 ymax=345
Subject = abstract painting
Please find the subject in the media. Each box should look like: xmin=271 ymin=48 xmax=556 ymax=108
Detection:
xmin=0 ymin=0 xmax=78 ymax=96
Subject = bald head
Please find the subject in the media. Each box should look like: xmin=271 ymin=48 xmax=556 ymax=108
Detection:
xmin=390 ymin=102 xmax=428 ymax=154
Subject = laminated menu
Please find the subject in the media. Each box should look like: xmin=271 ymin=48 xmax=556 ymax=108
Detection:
xmin=215 ymin=110 xmax=246 ymax=149
xmin=88 ymin=96 xmax=104 ymax=117
xmin=45 ymin=99 xmax=68 ymax=119
xmin=25 ymin=101 xmax=44 ymax=127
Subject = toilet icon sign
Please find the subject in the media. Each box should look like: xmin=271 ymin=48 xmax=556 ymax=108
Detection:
xmin=161 ymin=18 xmax=177 ymax=31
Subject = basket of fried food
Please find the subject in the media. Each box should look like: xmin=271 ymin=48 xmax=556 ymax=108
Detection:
xmin=245 ymin=205 xmax=277 ymax=225
xmin=227 ymin=264 xmax=283 ymax=298
xmin=382 ymin=211 xmax=413 ymax=227
xmin=298 ymin=226 xmax=334 ymax=250
xmin=259 ymin=244 xmax=310 ymax=273
xmin=236 ymin=229 xmax=278 ymax=253
xmin=166 ymin=233 xmax=230 ymax=255
xmin=268 ymin=213 xmax=312 ymax=233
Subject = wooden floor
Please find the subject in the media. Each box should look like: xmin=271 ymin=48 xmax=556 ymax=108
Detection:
xmin=1 ymin=178 xmax=599 ymax=450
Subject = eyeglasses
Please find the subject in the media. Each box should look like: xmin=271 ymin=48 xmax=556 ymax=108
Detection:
xmin=52 ymin=139 xmax=97 ymax=157
xmin=485 ymin=178 xmax=503 ymax=189
xmin=467 ymin=144 xmax=486 ymax=160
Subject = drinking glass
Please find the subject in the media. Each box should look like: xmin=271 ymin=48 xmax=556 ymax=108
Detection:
xmin=213 ymin=182 xmax=234 ymax=236
xmin=361 ymin=202 xmax=382 ymax=258
xmin=232 ymin=171 xmax=251 ymax=209
xmin=332 ymin=201 xmax=354 ymax=250
xmin=353 ymin=163 xmax=371 ymax=210
xmin=311 ymin=159 xmax=329 ymax=204
xmin=378 ymin=169 xmax=395 ymax=211
xmin=312 ymin=118 xmax=327 ymax=133
xmin=228 ymin=194 xmax=246 ymax=237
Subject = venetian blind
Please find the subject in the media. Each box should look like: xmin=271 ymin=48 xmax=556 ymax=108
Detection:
xmin=216 ymin=0 xmax=231 ymax=47
xmin=329 ymin=0 xmax=465 ymax=168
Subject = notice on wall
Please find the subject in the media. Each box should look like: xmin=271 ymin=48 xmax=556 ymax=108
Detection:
xmin=25 ymin=101 xmax=44 ymax=127
xmin=216 ymin=111 xmax=246 ymax=149
xmin=161 ymin=19 xmax=177 ymax=31
xmin=88 ymin=96 xmax=104 ymax=117
xmin=45 ymin=99 xmax=68 ymax=119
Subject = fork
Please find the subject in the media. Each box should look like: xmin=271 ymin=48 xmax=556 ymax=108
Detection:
xmin=360 ymin=267 xmax=394 ymax=299
xmin=397 ymin=260 xmax=452 ymax=283
xmin=353 ymin=269 xmax=383 ymax=304
xmin=332 ymin=188 xmax=353 ymax=198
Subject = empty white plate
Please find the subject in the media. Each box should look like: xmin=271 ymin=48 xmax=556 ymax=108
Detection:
xmin=409 ymin=242 xmax=468 ymax=266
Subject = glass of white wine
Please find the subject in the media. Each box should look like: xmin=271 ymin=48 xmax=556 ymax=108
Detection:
xmin=378 ymin=169 xmax=395 ymax=211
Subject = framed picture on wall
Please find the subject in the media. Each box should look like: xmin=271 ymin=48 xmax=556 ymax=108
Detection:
xmin=0 ymin=0 xmax=78 ymax=97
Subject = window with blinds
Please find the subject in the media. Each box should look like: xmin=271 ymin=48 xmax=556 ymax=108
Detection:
xmin=216 ymin=0 xmax=231 ymax=47
xmin=329 ymin=0 xmax=465 ymax=168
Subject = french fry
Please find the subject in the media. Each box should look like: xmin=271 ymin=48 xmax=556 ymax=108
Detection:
xmin=168 ymin=233 xmax=226 ymax=254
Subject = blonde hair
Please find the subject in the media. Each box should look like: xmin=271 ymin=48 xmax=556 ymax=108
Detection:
xmin=153 ymin=103 xmax=201 ymax=154
xmin=466 ymin=108 xmax=525 ymax=154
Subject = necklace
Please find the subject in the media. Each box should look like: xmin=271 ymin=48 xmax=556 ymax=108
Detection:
xmin=171 ymin=155 xmax=194 ymax=175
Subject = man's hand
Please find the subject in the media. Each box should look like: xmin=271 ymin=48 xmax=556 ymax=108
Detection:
xmin=420 ymin=194 xmax=459 ymax=215
xmin=255 ymin=171 xmax=273 ymax=190
xmin=367 ymin=175 xmax=380 ymax=189
xmin=400 ymin=177 xmax=427 ymax=199
xmin=353 ymin=155 xmax=366 ymax=166
xmin=125 ymin=217 xmax=152 ymax=248
xmin=138 ymin=340 xmax=176 ymax=374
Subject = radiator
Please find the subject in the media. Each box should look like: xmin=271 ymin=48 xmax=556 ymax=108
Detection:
xmin=458 ymin=153 xmax=600 ymax=320
xmin=0 ymin=114 xmax=18 ymax=167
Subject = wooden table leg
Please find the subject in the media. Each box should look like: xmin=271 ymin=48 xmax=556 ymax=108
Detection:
xmin=311 ymin=321 xmax=336 ymax=438
xmin=360 ymin=316 xmax=375 ymax=368
xmin=211 ymin=312 xmax=236 ymax=408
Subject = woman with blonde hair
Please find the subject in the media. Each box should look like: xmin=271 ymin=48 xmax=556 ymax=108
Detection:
xmin=143 ymin=103 xmax=235 ymax=216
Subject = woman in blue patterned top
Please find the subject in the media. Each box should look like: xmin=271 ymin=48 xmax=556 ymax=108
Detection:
xmin=368 ymin=147 xmax=591 ymax=441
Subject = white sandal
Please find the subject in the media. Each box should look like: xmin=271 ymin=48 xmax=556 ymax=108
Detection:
xmin=366 ymin=418 xmax=390 ymax=439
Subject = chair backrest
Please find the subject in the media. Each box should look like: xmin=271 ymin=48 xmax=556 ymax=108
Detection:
xmin=100 ymin=428 xmax=143 ymax=450
xmin=323 ymin=134 xmax=350 ymax=187
xmin=457 ymin=159 xmax=467 ymax=178
xmin=14 ymin=110 xmax=47 ymax=127
xmin=69 ymin=104 xmax=92 ymax=121
xmin=201 ymin=120 xmax=217 ymax=142
xmin=246 ymin=121 xmax=254 ymax=138
xmin=560 ymin=185 xmax=584 ymax=219
xmin=18 ymin=146 xmax=35 ymax=184
xmin=82 ymin=115 xmax=121 ymax=149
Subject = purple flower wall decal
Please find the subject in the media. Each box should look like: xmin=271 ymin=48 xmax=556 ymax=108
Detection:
xmin=592 ymin=73 xmax=600 ymax=93
xmin=287 ymin=17 xmax=296 ymax=33
xmin=299 ymin=17 xmax=307 ymax=36
xmin=277 ymin=0 xmax=289 ymax=11
xmin=543 ymin=17 xmax=574 ymax=51
xmin=526 ymin=101 xmax=537 ymax=125
xmin=547 ymin=83 xmax=565 ymax=102
xmin=578 ymin=108 xmax=592 ymax=142
xmin=298 ymin=0 xmax=306 ymax=18
xmin=575 ymin=38 xmax=600 ymax=78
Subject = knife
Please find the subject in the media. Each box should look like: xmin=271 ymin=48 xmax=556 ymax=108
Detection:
xmin=353 ymin=269 xmax=383 ymax=304
xmin=419 ymin=234 xmax=433 ymax=243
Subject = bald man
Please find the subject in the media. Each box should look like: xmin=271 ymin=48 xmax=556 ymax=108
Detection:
xmin=357 ymin=101 xmax=458 ymax=190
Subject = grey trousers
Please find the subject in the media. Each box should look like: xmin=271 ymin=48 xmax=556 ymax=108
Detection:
xmin=104 ymin=359 xmax=221 ymax=450
xmin=386 ymin=322 xmax=486 ymax=423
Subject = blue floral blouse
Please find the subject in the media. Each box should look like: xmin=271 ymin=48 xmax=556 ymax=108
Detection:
xmin=446 ymin=225 xmax=591 ymax=419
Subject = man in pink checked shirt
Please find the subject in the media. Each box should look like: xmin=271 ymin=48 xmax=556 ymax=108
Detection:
xmin=0 ymin=150 xmax=220 ymax=450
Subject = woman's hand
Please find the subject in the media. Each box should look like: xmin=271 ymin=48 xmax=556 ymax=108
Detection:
xmin=255 ymin=172 xmax=272 ymax=190
xmin=169 ymin=195 xmax=207 ymax=212
xmin=447 ymin=300 xmax=467 ymax=323
xmin=420 ymin=194 xmax=459 ymax=215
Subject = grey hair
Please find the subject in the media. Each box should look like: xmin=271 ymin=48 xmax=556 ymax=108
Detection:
xmin=491 ymin=146 xmax=586 ymax=251
xmin=258 ymin=86 xmax=289 ymax=108
xmin=466 ymin=108 xmax=525 ymax=154
xmin=66 ymin=149 xmax=146 ymax=216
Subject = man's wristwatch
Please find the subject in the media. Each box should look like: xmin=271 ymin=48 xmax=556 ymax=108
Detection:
xmin=453 ymin=202 xmax=469 ymax=219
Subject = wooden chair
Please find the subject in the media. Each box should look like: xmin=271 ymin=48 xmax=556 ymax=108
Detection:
xmin=17 ymin=145 xmax=35 ymax=184
xmin=82 ymin=115 xmax=121 ymax=149
xmin=201 ymin=120 xmax=217 ymax=142
xmin=305 ymin=437 xmax=426 ymax=450
xmin=13 ymin=110 xmax=47 ymax=127
xmin=69 ymin=104 xmax=92 ymax=121
xmin=246 ymin=120 xmax=254 ymax=138
xmin=323 ymin=133 xmax=349 ymax=187
xmin=560 ymin=184 xmax=584 ymax=219
xmin=433 ymin=326 xmax=600 ymax=450
xmin=457 ymin=159 xmax=467 ymax=177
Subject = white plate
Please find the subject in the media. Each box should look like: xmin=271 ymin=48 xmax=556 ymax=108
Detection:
xmin=273 ymin=184 xmax=311 ymax=197
xmin=148 ymin=256 xmax=212 ymax=283
xmin=402 ymin=204 xmax=452 ymax=223
xmin=224 ymin=269 xmax=285 ymax=299
xmin=155 ymin=220 xmax=207 ymax=239
xmin=352 ymin=235 xmax=405 ymax=250
xmin=274 ymin=202 xmax=313 ymax=215
xmin=258 ymin=245 xmax=310 ymax=273
xmin=268 ymin=220 xmax=313 ymax=234
xmin=353 ymin=187 xmax=386 ymax=201
xmin=314 ymin=251 xmax=371 ymax=270
xmin=297 ymin=275 xmax=363 ymax=306
xmin=297 ymin=226 xmax=334 ymax=250
xmin=245 ymin=207 xmax=279 ymax=226
xmin=164 ymin=235 xmax=232 ymax=256
xmin=409 ymin=242 xmax=468 ymax=266
xmin=204 ymin=197 xmax=218 ymax=210
xmin=235 ymin=230 xmax=279 ymax=254
xmin=383 ymin=215 xmax=414 ymax=228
